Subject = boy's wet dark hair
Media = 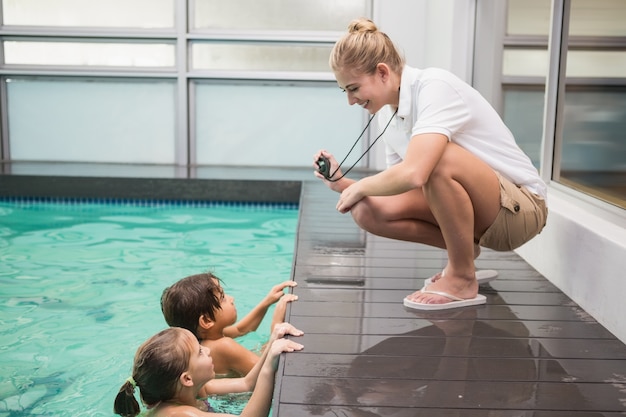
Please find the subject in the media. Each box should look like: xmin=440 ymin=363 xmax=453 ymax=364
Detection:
xmin=160 ymin=272 xmax=225 ymax=337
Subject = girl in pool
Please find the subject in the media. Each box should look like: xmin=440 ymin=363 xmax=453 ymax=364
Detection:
xmin=113 ymin=323 xmax=303 ymax=417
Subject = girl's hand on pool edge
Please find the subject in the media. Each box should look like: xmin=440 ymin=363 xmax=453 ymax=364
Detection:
xmin=272 ymin=322 xmax=304 ymax=339
xmin=267 ymin=338 xmax=304 ymax=370
xmin=273 ymin=338 xmax=304 ymax=353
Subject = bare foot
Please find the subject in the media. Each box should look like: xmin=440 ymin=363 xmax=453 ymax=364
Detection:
xmin=425 ymin=267 xmax=482 ymax=285
xmin=427 ymin=244 xmax=481 ymax=286
xmin=407 ymin=271 xmax=478 ymax=305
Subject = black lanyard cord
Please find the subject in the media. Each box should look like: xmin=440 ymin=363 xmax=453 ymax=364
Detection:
xmin=326 ymin=108 xmax=398 ymax=182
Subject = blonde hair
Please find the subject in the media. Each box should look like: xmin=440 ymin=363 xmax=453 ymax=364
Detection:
xmin=330 ymin=18 xmax=405 ymax=76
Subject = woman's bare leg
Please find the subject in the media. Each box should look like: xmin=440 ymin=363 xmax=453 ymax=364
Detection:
xmin=408 ymin=142 xmax=500 ymax=303
xmin=349 ymin=189 xmax=446 ymax=249
xmin=346 ymin=142 xmax=500 ymax=304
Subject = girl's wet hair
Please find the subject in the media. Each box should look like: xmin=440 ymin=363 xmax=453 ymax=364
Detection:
xmin=160 ymin=272 xmax=225 ymax=337
xmin=329 ymin=17 xmax=405 ymax=76
xmin=113 ymin=328 xmax=192 ymax=417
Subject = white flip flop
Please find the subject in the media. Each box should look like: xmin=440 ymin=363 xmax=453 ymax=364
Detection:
xmin=403 ymin=290 xmax=487 ymax=311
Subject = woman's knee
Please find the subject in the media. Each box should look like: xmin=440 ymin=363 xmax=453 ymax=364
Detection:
xmin=350 ymin=200 xmax=377 ymax=232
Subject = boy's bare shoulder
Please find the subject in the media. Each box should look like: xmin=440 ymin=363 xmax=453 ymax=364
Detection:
xmin=201 ymin=336 xmax=248 ymax=359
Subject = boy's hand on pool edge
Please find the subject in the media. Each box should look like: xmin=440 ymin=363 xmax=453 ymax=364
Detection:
xmin=270 ymin=292 xmax=298 ymax=333
xmin=262 ymin=280 xmax=297 ymax=307
xmin=223 ymin=281 xmax=297 ymax=338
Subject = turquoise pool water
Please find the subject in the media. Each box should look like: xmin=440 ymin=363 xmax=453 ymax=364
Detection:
xmin=0 ymin=199 xmax=298 ymax=417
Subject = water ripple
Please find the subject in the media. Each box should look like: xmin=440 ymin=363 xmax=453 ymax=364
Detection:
xmin=0 ymin=202 xmax=297 ymax=417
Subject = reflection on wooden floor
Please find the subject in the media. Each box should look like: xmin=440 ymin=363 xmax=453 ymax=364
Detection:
xmin=273 ymin=180 xmax=626 ymax=416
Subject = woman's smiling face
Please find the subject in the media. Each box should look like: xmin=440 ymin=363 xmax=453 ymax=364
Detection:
xmin=334 ymin=69 xmax=384 ymax=114
xmin=334 ymin=63 xmax=397 ymax=115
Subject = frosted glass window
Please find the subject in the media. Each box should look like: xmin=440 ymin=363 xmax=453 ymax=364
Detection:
xmin=566 ymin=51 xmax=626 ymax=78
xmin=195 ymin=83 xmax=365 ymax=167
xmin=507 ymin=0 xmax=626 ymax=37
xmin=570 ymin=0 xmax=626 ymax=36
xmin=503 ymin=49 xmax=549 ymax=78
xmin=3 ymin=41 xmax=175 ymax=67
xmin=7 ymin=78 xmax=176 ymax=164
xmin=558 ymin=0 xmax=626 ymax=208
xmin=193 ymin=0 xmax=369 ymax=31
xmin=192 ymin=43 xmax=332 ymax=72
xmin=503 ymin=90 xmax=544 ymax=169
xmin=503 ymin=49 xmax=626 ymax=79
xmin=503 ymin=89 xmax=626 ymax=209
xmin=560 ymin=91 xmax=626 ymax=173
xmin=558 ymin=90 xmax=626 ymax=207
xmin=507 ymin=0 xmax=551 ymax=36
xmin=1 ymin=0 xmax=174 ymax=28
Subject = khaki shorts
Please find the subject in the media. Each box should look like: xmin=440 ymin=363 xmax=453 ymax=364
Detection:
xmin=479 ymin=172 xmax=548 ymax=251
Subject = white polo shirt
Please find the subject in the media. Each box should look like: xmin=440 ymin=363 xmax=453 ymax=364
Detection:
xmin=379 ymin=65 xmax=547 ymax=199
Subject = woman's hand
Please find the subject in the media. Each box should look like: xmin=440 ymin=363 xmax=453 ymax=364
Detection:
xmin=313 ymin=150 xmax=342 ymax=181
xmin=313 ymin=150 xmax=356 ymax=193
xmin=336 ymin=182 xmax=365 ymax=213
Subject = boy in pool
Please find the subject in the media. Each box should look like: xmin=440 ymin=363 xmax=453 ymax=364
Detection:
xmin=160 ymin=272 xmax=298 ymax=376
xmin=113 ymin=323 xmax=303 ymax=417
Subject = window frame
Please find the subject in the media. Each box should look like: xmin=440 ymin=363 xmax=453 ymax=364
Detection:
xmin=475 ymin=0 xmax=625 ymax=213
xmin=0 ymin=0 xmax=373 ymax=174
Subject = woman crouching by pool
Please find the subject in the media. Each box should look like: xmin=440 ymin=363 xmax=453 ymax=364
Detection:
xmin=114 ymin=323 xmax=303 ymax=417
